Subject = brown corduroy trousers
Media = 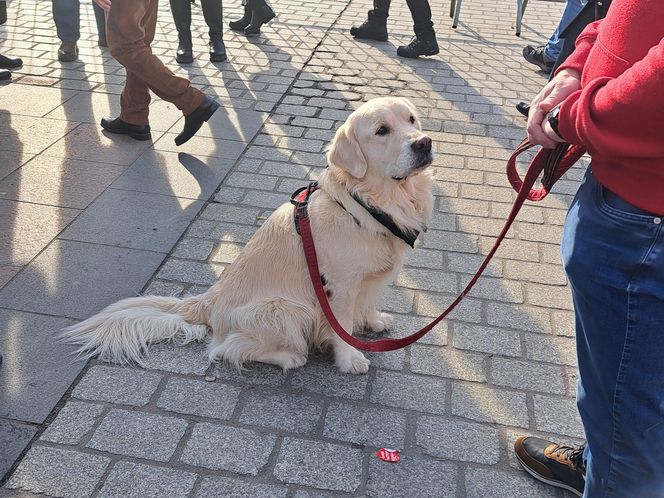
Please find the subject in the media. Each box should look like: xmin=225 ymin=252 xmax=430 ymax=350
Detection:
xmin=106 ymin=0 xmax=204 ymax=125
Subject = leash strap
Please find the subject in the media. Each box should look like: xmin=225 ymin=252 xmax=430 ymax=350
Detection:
xmin=295 ymin=140 xmax=586 ymax=352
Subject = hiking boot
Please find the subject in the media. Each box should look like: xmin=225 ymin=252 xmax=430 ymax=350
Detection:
xmin=522 ymin=45 xmax=555 ymax=72
xmin=350 ymin=10 xmax=388 ymax=42
xmin=58 ymin=42 xmax=78 ymax=62
xmin=396 ymin=33 xmax=439 ymax=58
xmin=514 ymin=436 xmax=585 ymax=497
xmin=244 ymin=0 xmax=275 ymax=37
xmin=229 ymin=1 xmax=251 ymax=31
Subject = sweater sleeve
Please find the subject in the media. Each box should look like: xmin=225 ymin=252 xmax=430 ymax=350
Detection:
xmin=558 ymin=37 xmax=664 ymax=157
xmin=556 ymin=20 xmax=602 ymax=76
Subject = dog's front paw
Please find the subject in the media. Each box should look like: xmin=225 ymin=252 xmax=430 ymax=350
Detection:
xmin=336 ymin=350 xmax=371 ymax=374
xmin=365 ymin=312 xmax=394 ymax=334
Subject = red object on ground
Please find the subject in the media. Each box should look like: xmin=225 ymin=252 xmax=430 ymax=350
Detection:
xmin=376 ymin=448 xmax=401 ymax=463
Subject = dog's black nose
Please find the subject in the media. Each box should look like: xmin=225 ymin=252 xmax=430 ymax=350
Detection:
xmin=411 ymin=136 xmax=432 ymax=153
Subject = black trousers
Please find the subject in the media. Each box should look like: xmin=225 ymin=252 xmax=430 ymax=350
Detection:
xmin=374 ymin=0 xmax=434 ymax=34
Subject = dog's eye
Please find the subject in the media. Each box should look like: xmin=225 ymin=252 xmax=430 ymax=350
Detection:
xmin=376 ymin=126 xmax=390 ymax=136
xmin=409 ymin=115 xmax=416 ymax=124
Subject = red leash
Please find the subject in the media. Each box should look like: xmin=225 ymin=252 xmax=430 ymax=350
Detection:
xmin=293 ymin=139 xmax=586 ymax=352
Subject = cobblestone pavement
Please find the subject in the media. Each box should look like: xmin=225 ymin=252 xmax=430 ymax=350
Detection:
xmin=1 ymin=0 xmax=586 ymax=495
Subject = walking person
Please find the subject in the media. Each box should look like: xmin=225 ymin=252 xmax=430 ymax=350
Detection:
xmin=52 ymin=0 xmax=107 ymax=62
xmin=228 ymin=0 xmax=275 ymax=37
xmin=169 ymin=0 xmax=226 ymax=64
xmin=93 ymin=0 xmax=219 ymax=145
xmin=350 ymin=0 xmax=439 ymax=58
xmin=514 ymin=0 xmax=664 ymax=496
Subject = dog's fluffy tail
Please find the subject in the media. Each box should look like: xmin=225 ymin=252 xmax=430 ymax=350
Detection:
xmin=61 ymin=293 xmax=211 ymax=365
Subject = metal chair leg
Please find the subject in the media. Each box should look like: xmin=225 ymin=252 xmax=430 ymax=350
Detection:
xmin=452 ymin=0 xmax=462 ymax=28
xmin=450 ymin=0 xmax=456 ymax=18
xmin=516 ymin=0 xmax=528 ymax=36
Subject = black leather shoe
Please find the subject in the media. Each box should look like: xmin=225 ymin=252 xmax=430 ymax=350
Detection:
xmin=516 ymin=101 xmax=530 ymax=117
xmin=397 ymin=34 xmax=439 ymax=58
xmin=229 ymin=1 xmax=252 ymax=31
xmin=176 ymin=34 xmax=194 ymax=64
xmin=0 ymin=69 xmax=11 ymax=81
xmin=101 ymin=117 xmax=152 ymax=141
xmin=350 ymin=10 xmax=388 ymax=42
xmin=244 ymin=0 xmax=275 ymax=37
xmin=514 ymin=436 xmax=585 ymax=497
xmin=209 ymin=38 xmax=227 ymax=62
xmin=0 ymin=53 xmax=23 ymax=69
xmin=523 ymin=45 xmax=555 ymax=72
xmin=58 ymin=42 xmax=78 ymax=62
xmin=175 ymin=96 xmax=220 ymax=146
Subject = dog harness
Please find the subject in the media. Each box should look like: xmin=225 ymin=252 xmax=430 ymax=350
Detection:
xmin=291 ymin=140 xmax=586 ymax=352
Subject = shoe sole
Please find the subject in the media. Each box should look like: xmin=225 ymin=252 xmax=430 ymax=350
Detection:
xmin=58 ymin=54 xmax=78 ymax=62
xmin=397 ymin=48 xmax=439 ymax=58
xmin=101 ymin=123 xmax=152 ymax=141
xmin=210 ymin=54 xmax=228 ymax=62
xmin=351 ymin=33 xmax=388 ymax=42
xmin=523 ymin=55 xmax=554 ymax=72
xmin=515 ymin=454 xmax=583 ymax=497
xmin=174 ymin=100 xmax=219 ymax=146
xmin=176 ymin=55 xmax=194 ymax=64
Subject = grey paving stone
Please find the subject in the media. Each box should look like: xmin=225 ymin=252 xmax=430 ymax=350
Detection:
xmin=410 ymin=345 xmax=487 ymax=382
xmin=213 ymin=363 xmax=288 ymax=386
xmin=491 ymin=357 xmax=567 ymax=395
xmin=181 ymin=423 xmax=276 ymax=475
xmin=290 ymin=361 xmax=368 ymax=399
xmin=140 ymin=341 xmax=210 ymax=375
xmin=73 ymin=366 xmax=162 ymax=406
xmin=451 ymin=382 xmax=529 ymax=428
xmin=98 ymin=461 xmax=197 ymax=498
xmin=0 ymin=310 xmax=84 ymax=424
xmin=366 ymin=455 xmax=457 ymax=498
xmin=0 ymin=114 xmax=78 ymax=156
xmin=370 ymin=370 xmax=448 ymax=415
xmin=452 ymin=323 xmax=522 ymax=357
xmin=112 ymin=150 xmax=234 ymax=200
xmin=0 ymin=84 xmax=78 ymax=117
xmin=465 ymin=468 xmax=559 ymax=498
xmin=195 ymin=476 xmax=288 ymax=498
xmin=0 ymin=156 xmax=126 ymax=210
xmin=87 ymin=409 xmax=187 ymax=462
xmin=157 ymin=377 xmax=240 ymax=420
xmin=0 ymin=240 xmax=165 ymax=319
xmin=525 ymin=333 xmax=578 ymax=367
xmin=61 ymin=189 xmax=204 ymax=252
xmin=41 ymin=401 xmax=105 ymax=445
xmin=0 ymin=199 xmax=79 ymax=266
xmin=238 ymin=391 xmax=323 ymax=433
xmin=0 ymin=421 xmax=36 ymax=481
xmin=157 ymin=259 xmax=224 ymax=286
xmin=323 ymin=402 xmax=406 ymax=448
xmin=153 ymin=133 xmax=245 ymax=161
xmin=533 ymin=395 xmax=585 ymax=439
xmin=273 ymin=438 xmax=362 ymax=492
xmin=6 ymin=446 xmax=110 ymax=498
xmin=417 ymin=416 xmax=500 ymax=464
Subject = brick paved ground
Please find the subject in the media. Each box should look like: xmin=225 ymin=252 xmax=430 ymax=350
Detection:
xmin=1 ymin=0 xmax=587 ymax=495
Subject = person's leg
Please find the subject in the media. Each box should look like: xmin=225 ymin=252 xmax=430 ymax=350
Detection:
xmin=52 ymin=0 xmax=80 ymax=42
xmin=350 ymin=0 xmax=390 ymax=41
xmin=397 ymin=0 xmax=438 ymax=58
xmin=544 ymin=0 xmax=586 ymax=62
xmin=201 ymin=0 xmax=227 ymax=62
xmin=561 ymin=169 xmax=664 ymax=497
xmin=106 ymin=0 xmax=204 ymax=120
xmin=229 ymin=0 xmax=251 ymax=31
xmin=92 ymin=1 xmax=106 ymax=45
xmin=169 ymin=0 xmax=193 ymax=63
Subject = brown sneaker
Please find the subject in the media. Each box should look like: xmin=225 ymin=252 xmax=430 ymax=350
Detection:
xmin=514 ymin=436 xmax=585 ymax=497
xmin=58 ymin=42 xmax=79 ymax=62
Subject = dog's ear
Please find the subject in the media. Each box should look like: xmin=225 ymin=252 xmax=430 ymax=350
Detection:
xmin=327 ymin=121 xmax=368 ymax=178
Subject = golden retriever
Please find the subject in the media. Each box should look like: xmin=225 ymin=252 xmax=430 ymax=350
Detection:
xmin=63 ymin=97 xmax=434 ymax=374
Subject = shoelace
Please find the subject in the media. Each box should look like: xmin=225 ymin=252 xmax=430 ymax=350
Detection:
xmin=552 ymin=444 xmax=586 ymax=474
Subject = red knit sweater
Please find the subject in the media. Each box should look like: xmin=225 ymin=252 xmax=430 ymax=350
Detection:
xmin=557 ymin=0 xmax=664 ymax=215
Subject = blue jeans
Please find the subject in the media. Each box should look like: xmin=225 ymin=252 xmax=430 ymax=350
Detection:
xmin=544 ymin=0 xmax=586 ymax=62
xmin=561 ymin=169 xmax=664 ymax=497
xmin=52 ymin=0 xmax=106 ymax=43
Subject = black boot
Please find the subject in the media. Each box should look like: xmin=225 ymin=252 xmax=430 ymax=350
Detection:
xmin=170 ymin=0 xmax=194 ymax=64
xmin=397 ymin=31 xmax=439 ymax=58
xmin=350 ymin=10 xmax=388 ymax=41
xmin=244 ymin=0 xmax=275 ymax=37
xmin=175 ymin=96 xmax=220 ymax=146
xmin=201 ymin=0 xmax=227 ymax=62
xmin=229 ymin=1 xmax=251 ymax=31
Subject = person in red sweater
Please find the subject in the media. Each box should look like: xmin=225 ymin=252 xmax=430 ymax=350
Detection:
xmin=513 ymin=0 xmax=664 ymax=496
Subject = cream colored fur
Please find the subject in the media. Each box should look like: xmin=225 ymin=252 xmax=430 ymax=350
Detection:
xmin=62 ymin=97 xmax=435 ymax=374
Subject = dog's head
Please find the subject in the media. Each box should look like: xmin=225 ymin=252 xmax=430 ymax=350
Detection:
xmin=327 ymin=97 xmax=434 ymax=181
